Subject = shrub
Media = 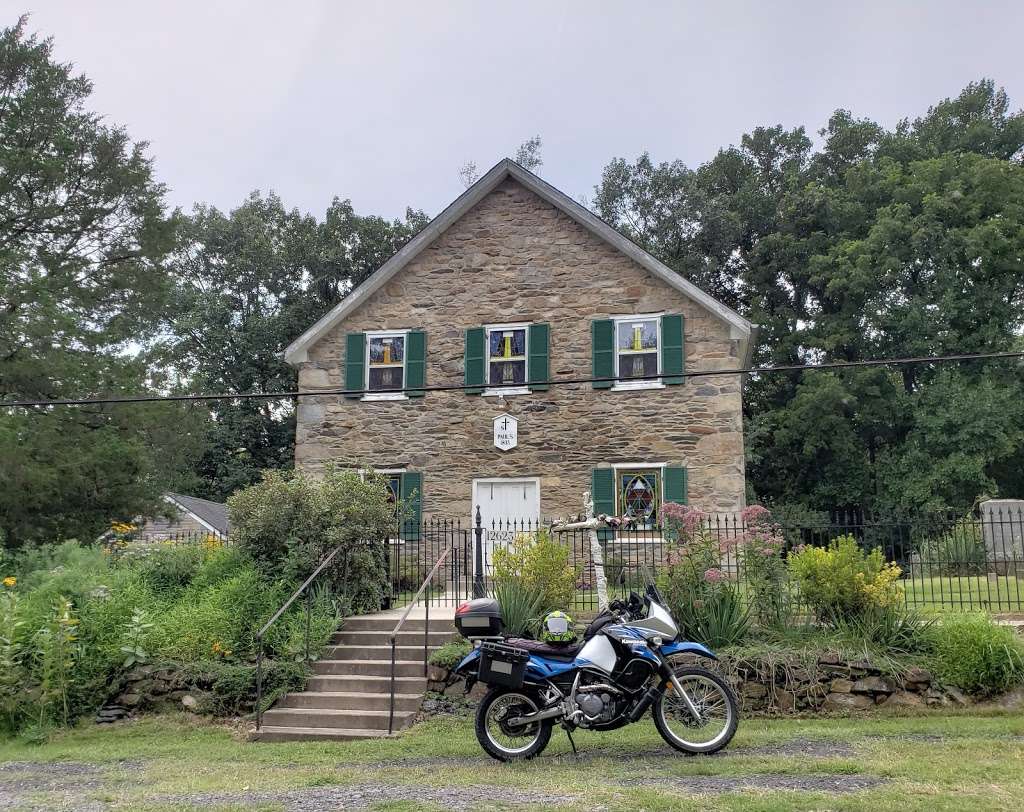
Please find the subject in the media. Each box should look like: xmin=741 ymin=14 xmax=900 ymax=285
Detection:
xmin=659 ymin=503 xmax=751 ymax=648
xmin=915 ymin=518 xmax=988 ymax=577
xmin=787 ymin=535 xmax=902 ymax=622
xmin=737 ymin=506 xmax=791 ymax=628
xmin=493 ymin=579 xmax=545 ymax=637
xmin=135 ymin=544 xmax=204 ymax=595
xmin=491 ymin=530 xmax=577 ymax=615
xmin=429 ymin=638 xmax=473 ymax=670
xmin=228 ymin=467 xmax=394 ymax=614
xmin=926 ymin=613 xmax=1024 ymax=696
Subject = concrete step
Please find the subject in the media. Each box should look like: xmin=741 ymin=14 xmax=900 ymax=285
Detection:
xmin=305 ymin=674 xmax=428 ymax=693
xmin=331 ymin=630 xmax=456 ymax=646
xmin=320 ymin=644 xmax=444 ymax=661
xmin=260 ymin=707 xmax=416 ymax=730
xmin=342 ymin=616 xmax=455 ymax=632
xmin=252 ymin=725 xmax=395 ymax=742
xmin=312 ymin=659 xmax=427 ymax=677
xmin=278 ymin=691 xmax=423 ymax=712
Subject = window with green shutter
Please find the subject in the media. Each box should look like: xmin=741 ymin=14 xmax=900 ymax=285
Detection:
xmin=344 ymin=332 xmax=366 ymax=398
xmin=663 ymin=466 xmax=688 ymax=506
xmin=464 ymin=327 xmax=486 ymax=395
xmin=405 ymin=330 xmax=426 ymax=397
xmin=591 ymin=320 xmax=615 ymax=389
xmin=592 ymin=468 xmax=615 ymax=540
xmin=399 ymin=471 xmax=422 ymax=540
xmin=527 ymin=323 xmax=550 ymax=391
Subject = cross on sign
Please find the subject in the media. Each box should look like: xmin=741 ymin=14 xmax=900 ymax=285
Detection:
xmin=493 ymin=413 xmax=518 ymax=451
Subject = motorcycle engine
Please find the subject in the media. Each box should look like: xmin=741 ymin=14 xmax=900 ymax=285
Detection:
xmin=575 ymin=682 xmax=619 ymax=726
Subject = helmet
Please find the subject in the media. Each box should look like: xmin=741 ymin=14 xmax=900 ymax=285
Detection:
xmin=540 ymin=610 xmax=576 ymax=644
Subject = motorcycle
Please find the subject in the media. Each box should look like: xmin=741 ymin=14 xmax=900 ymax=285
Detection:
xmin=452 ymin=577 xmax=738 ymax=761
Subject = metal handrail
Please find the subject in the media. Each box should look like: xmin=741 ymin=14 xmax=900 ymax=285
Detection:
xmin=254 ymin=544 xmax=344 ymax=730
xmin=387 ymin=543 xmax=453 ymax=734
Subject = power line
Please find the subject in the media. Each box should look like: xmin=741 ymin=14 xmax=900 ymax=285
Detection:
xmin=3 ymin=350 xmax=1021 ymax=409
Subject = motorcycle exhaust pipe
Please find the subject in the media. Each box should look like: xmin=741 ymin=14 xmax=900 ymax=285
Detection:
xmin=506 ymin=705 xmax=564 ymax=726
xmin=627 ymin=685 xmax=662 ymax=722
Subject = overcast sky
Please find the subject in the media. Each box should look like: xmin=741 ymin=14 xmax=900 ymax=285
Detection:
xmin=19 ymin=1 xmax=1024 ymax=221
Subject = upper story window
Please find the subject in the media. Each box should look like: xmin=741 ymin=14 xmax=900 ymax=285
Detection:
xmin=486 ymin=323 xmax=529 ymax=395
xmin=366 ymin=331 xmax=407 ymax=399
xmin=614 ymin=315 xmax=661 ymax=390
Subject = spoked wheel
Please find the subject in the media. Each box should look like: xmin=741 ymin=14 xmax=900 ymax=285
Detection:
xmin=653 ymin=665 xmax=738 ymax=755
xmin=474 ymin=687 xmax=552 ymax=762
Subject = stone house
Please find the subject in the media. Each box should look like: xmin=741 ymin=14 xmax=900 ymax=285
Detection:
xmin=285 ymin=160 xmax=755 ymax=540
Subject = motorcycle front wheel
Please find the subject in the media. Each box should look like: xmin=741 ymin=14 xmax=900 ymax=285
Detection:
xmin=474 ymin=687 xmax=553 ymax=762
xmin=653 ymin=665 xmax=738 ymax=755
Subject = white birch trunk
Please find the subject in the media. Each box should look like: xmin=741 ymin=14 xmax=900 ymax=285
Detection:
xmin=550 ymin=491 xmax=609 ymax=610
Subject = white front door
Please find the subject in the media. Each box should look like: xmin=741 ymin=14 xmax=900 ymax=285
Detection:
xmin=473 ymin=478 xmax=540 ymax=570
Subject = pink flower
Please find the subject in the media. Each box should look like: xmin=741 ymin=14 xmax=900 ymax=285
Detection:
xmin=741 ymin=505 xmax=772 ymax=524
xmin=703 ymin=567 xmax=726 ymax=583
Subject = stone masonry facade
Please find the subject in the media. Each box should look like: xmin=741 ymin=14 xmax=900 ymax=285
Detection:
xmin=294 ymin=177 xmax=746 ymax=520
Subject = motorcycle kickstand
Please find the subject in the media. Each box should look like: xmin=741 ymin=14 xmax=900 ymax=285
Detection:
xmin=560 ymin=723 xmax=579 ymax=758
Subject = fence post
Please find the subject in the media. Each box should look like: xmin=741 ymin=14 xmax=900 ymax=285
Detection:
xmin=473 ymin=505 xmax=485 ymax=598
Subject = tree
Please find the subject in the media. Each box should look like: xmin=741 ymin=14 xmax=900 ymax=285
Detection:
xmin=514 ymin=135 xmax=543 ymax=173
xmin=164 ymin=193 xmax=427 ymax=500
xmin=594 ymin=80 xmax=1024 ymax=513
xmin=0 ymin=17 xmax=195 ymax=545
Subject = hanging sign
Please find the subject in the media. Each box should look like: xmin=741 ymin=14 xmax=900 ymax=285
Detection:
xmin=493 ymin=413 xmax=518 ymax=451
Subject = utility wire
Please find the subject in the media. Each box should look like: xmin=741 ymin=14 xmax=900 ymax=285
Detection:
xmin=2 ymin=350 xmax=1022 ymax=409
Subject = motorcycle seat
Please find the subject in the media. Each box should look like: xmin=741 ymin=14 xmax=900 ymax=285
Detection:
xmin=505 ymin=637 xmax=582 ymax=662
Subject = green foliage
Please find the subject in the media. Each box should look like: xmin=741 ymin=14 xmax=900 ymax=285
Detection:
xmin=493 ymin=579 xmax=545 ymax=638
xmin=658 ymin=504 xmax=751 ymax=648
xmin=491 ymin=530 xmax=578 ymax=616
xmin=0 ymin=590 xmax=26 ymax=733
xmin=135 ymin=545 xmax=205 ymax=596
xmin=915 ymin=518 xmax=988 ymax=576
xmin=787 ymin=536 xmax=903 ymax=622
xmin=831 ymin=606 xmax=936 ymax=656
xmin=0 ymin=18 xmax=200 ymax=546
xmin=33 ymin=597 xmax=79 ymax=727
xmin=228 ymin=467 xmax=394 ymax=614
xmin=737 ymin=507 xmax=791 ymax=628
xmin=119 ymin=608 xmax=154 ymax=668
xmin=428 ymin=638 xmax=473 ymax=670
xmin=926 ymin=613 xmax=1024 ymax=696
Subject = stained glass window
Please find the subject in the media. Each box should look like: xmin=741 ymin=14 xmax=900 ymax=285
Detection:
xmin=616 ymin=318 xmax=659 ymax=382
xmin=367 ymin=333 xmax=405 ymax=391
xmin=618 ymin=470 xmax=660 ymax=529
xmin=487 ymin=326 xmax=527 ymax=387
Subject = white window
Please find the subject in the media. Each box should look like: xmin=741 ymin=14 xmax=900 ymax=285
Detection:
xmin=365 ymin=331 xmax=407 ymax=400
xmin=613 ymin=314 xmax=663 ymax=391
xmin=484 ymin=322 xmax=529 ymax=396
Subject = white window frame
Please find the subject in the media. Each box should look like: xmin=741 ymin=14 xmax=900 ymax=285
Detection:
xmin=363 ymin=329 xmax=409 ymax=401
xmin=483 ymin=321 xmax=531 ymax=397
xmin=611 ymin=313 xmax=665 ymax=392
xmin=612 ymin=462 xmax=666 ymax=539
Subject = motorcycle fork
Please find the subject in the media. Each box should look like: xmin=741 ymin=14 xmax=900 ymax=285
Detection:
xmin=654 ymin=652 xmax=704 ymax=723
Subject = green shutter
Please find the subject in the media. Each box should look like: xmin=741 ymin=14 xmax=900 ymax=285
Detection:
xmin=661 ymin=314 xmax=685 ymax=385
xmin=405 ymin=330 xmax=426 ymax=397
xmin=592 ymin=467 xmax=616 ymax=541
xmin=591 ymin=319 xmax=614 ymax=389
xmin=528 ymin=323 xmax=550 ymax=392
xmin=399 ymin=471 xmax=422 ymax=540
xmin=344 ymin=333 xmax=366 ymax=398
xmin=663 ymin=466 xmax=688 ymax=507
xmin=464 ymin=327 xmax=485 ymax=395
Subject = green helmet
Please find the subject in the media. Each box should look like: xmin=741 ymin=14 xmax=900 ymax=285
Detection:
xmin=540 ymin=610 xmax=576 ymax=644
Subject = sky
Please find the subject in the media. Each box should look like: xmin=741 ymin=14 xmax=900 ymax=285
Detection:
xmin=17 ymin=0 xmax=1024 ymax=221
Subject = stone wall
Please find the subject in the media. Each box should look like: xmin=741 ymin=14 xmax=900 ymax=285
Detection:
xmin=295 ymin=178 xmax=747 ymax=519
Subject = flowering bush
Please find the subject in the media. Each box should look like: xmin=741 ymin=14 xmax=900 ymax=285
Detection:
xmin=787 ymin=534 xmax=902 ymax=622
xmin=658 ymin=503 xmax=750 ymax=647
xmin=736 ymin=506 xmax=790 ymax=628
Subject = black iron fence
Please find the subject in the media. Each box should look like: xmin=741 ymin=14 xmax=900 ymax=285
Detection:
xmin=390 ymin=506 xmax=1024 ymax=613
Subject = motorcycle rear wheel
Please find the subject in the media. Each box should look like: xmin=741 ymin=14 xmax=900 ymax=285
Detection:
xmin=653 ymin=665 xmax=738 ymax=755
xmin=474 ymin=687 xmax=553 ymax=762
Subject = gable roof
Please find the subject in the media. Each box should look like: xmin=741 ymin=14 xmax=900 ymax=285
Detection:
xmin=285 ymin=159 xmax=753 ymax=365
xmin=164 ymin=492 xmax=231 ymax=536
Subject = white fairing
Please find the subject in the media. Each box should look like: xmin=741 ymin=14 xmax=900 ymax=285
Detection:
xmin=576 ymin=634 xmax=617 ymax=673
xmin=630 ymin=600 xmax=678 ymax=639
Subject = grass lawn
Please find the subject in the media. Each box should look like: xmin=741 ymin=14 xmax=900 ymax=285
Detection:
xmin=1 ymin=710 xmax=1023 ymax=811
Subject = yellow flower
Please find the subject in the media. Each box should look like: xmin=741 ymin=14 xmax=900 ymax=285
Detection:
xmin=2 ymin=577 xmax=15 ymax=588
